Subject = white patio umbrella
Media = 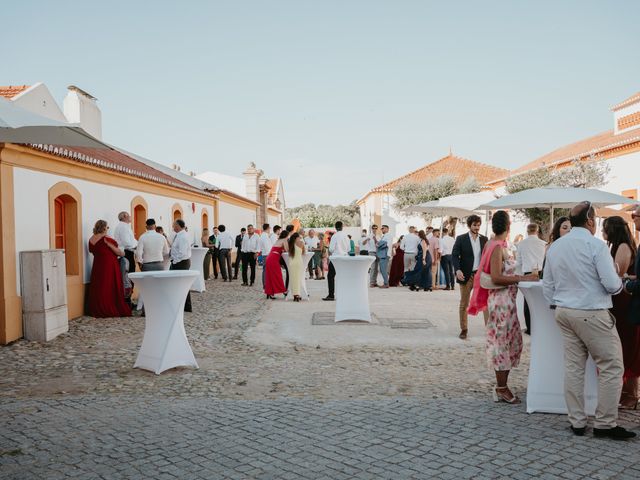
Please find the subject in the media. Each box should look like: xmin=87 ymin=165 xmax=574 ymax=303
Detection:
xmin=403 ymin=190 xmax=497 ymax=218
xmin=479 ymin=186 xmax=639 ymax=228
xmin=0 ymin=97 xmax=107 ymax=148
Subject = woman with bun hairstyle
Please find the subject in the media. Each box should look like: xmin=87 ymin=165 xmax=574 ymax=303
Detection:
xmin=468 ymin=210 xmax=538 ymax=404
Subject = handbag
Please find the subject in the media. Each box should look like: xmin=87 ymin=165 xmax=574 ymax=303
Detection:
xmin=480 ymin=271 xmax=505 ymax=290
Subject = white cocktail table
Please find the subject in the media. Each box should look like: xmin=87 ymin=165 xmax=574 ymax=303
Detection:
xmin=282 ymin=251 xmax=315 ymax=300
xmin=129 ymin=270 xmax=199 ymax=375
xmin=519 ymin=282 xmax=598 ymax=414
xmin=331 ymin=255 xmax=376 ymax=322
xmin=190 ymin=247 xmax=208 ymax=292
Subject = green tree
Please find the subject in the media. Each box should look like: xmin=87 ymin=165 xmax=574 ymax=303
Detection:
xmin=505 ymin=158 xmax=610 ymax=236
xmin=285 ymin=201 xmax=361 ymax=227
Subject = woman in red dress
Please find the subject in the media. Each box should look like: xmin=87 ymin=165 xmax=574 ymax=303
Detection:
xmin=603 ymin=216 xmax=640 ymax=409
xmin=87 ymin=220 xmax=132 ymax=318
xmin=263 ymin=230 xmax=289 ymax=299
xmin=389 ymin=235 xmax=405 ymax=287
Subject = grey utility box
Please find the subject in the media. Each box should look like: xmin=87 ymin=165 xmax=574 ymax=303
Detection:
xmin=20 ymin=249 xmax=69 ymax=342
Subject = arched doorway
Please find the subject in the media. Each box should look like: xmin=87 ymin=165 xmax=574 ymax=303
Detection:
xmin=49 ymin=182 xmax=83 ymax=320
xmin=202 ymin=210 xmax=209 ymax=230
xmin=172 ymin=203 xmax=183 ymax=222
xmin=130 ymin=196 xmax=148 ymax=239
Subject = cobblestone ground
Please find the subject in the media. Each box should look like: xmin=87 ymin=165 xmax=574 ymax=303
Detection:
xmin=2 ymin=280 xmax=640 ymax=479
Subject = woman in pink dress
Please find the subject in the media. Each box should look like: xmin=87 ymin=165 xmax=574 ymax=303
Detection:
xmin=469 ymin=211 xmax=538 ymax=404
xmin=263 ymin=230 xmax=289 ymax=299
xmin=87 ymin=220 xmax=132 ymax=318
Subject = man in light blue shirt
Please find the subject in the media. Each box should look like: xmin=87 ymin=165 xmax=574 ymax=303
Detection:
xmin=543 ymin=201 xmax=633 ymax=440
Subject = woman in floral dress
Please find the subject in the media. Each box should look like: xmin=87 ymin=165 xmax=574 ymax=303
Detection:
xmin=468 ymin=210 xmax=538 ymax=404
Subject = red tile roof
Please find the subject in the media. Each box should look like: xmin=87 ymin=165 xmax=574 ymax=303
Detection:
xmin=24 ymin=144 xmax=214 ymax=196
xmin=0 ymin=85 xmax=30 ymax=99
xmin=370 ymin=154 xmax=509 ymax=193
xmin=496 ymin=127 xmax=640 ymax=181
xmin=612 ymin=91 xmax=640 ymax=112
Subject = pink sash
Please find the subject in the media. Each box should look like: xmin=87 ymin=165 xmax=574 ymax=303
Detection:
xmin=467 ymin=239 xmax=507 ymax=316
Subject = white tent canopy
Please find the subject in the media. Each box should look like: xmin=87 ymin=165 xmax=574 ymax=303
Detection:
xmin=478 ymin=186 xmax=639 ymax=227
xmin=0 ymin=97 xmax=107 ymax=148
xmin=404 ymin=190 xmax=497 ymax=217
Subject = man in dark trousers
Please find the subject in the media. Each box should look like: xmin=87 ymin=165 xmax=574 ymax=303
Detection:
xmin=452 ymin=214 xmax=488 ymax=339
xmin=233 ymin=227 xmax=246 ymax=280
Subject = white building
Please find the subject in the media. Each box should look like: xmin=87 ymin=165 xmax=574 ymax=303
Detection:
xmin=0 ymin=83 xmax=262 ymax=344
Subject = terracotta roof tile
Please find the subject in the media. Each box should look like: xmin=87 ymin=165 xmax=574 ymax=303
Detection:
xmin=24 ymin=144 xmax=213 ymax=196
xmin=501 ymin=128 xmax=640 ymax=180
xmin=370 ymin=154 xmax=510 ymax=193
xmin=0 ymin=85 xmax=30 ymax=99
xmin=612 ymin=91 xmax=640 ymax=111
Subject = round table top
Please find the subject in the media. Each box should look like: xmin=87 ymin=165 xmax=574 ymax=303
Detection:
xmin=191 ymin=247 xmax=209 ymax=252
xmin=330 ymin=255 xmax=375 ymax=263
xmin=129 ymin=270 xmax=199 ymax=280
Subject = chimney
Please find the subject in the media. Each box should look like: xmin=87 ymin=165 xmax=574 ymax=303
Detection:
xmin=243 ymin=162 xmax=260 ymax=201
xmin=171 ymin=164 xmax=181 ymax=171
xmin=63 ymin=85 xmax=102 ymax=140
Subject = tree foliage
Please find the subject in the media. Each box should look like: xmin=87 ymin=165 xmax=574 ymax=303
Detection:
xmin=393 ymin=175 xmax=481 ymax=210
xmin=285 ymin=201 xmax=361 ymax=228
xmin=505 ymin=158 xmax=610 ymax=236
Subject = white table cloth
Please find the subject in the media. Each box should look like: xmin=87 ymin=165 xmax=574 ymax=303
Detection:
xmin=189 ymin=247 xmax=208 ymax=292
xmin=331 ymin=255 xmax=376 ymax=322
xmin=129 ymin=270 xmax=199 ymax=375
xmin=519 ymin=281 xmax=598 ymax=414
xmin=282 ymin=251 xmax=315 ymax=300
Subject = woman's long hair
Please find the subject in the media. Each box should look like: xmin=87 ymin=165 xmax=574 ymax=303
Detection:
xmin=550 ymin=216 xmax=570 ymax=243
xmin=603 ymin=216 xmax=636 ymax=267
xmin=288 ymin=232 xmax=300 ymax=258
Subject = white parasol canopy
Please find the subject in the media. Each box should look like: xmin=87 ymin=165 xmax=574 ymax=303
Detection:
xmin=478 ymin=186 xmax=639 ymax=227
xmin=0 ymin=97 xmax=107 ymax=148
xmin=404 ymin=190 xmax=497 ymax=217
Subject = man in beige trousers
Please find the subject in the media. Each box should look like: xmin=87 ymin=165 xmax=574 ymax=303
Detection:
xmin=543 ymin=201 xmax=635 ymax=440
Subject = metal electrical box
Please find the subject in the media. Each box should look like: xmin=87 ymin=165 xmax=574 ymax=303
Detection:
xmin=20 ymin=249 xmax=69 ymax=342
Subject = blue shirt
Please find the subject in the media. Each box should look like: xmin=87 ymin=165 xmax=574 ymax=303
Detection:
xmin=543 ymin=227 xmax=622 ymax=310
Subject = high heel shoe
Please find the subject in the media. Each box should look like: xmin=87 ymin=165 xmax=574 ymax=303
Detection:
xmin=293 ymin=295 xmax=302 ymax=302
xmin=266 ymin=294 xmax=275 ymax=300
xmin=492 ymin=386 xmax=520 ymax=404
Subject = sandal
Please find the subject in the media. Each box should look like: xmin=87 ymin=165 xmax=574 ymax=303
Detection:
xmin=492 ymin=386 xmax=521 ymax=404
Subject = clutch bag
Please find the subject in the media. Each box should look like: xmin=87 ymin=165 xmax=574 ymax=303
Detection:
xmin=480 ymin=271 xmax=505 ymax=290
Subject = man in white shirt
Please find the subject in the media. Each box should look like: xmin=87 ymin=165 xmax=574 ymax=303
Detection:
xmin=259 ymin=223 xmax=273 ymax=267
xmin=323 ymin=221 xmax=351 ymax=301
xmin=136 ymin=218 xmax=169 ymax=271
xmin=516 ymin=223 xmax=548 ymax=334
xmin=170 ymin=219 xmax=193 ymax=312
xmin=544 ymin=202 xmax=633 ymax=440
xmin=114 ymin=211 xmax=137 ymax=274
xmin=439 ymin=228 xmax=455 ymax=290
xmin=367 ymin=225 xmax=380 ymax=287
xmin=358 ymin=229 xmax=369 ymax=255
xmin=305 ymin=229 xmax=321 ymax=279
xmin=241 ymin=224 xmax=260 ymax=286
xmin=216 ymin=224 xmax=235 ymax=282
xmin=400 ymin=226 xmax=420 ymax=272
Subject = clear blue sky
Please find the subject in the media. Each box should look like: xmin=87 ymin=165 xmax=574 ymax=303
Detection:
xmin=3 ymin=1 xmax=639 ymax=206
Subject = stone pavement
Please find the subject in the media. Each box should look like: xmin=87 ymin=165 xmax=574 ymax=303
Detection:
xmin=2 ymin=396 xmax=640 ymax=479
xmin=2 ymin=276 xmax=640 ymax=479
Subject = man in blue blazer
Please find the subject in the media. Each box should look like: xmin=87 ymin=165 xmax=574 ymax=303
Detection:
xmin=452 ymin=215 xmax=488 ymax=339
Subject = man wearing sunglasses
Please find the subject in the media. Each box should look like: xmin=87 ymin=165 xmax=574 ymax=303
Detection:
xmin=544 ymin=201 xmax=634 ymax=440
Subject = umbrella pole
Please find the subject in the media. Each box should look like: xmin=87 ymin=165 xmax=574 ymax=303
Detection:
xmin=550 ymin=206 xmax=554 ymax=233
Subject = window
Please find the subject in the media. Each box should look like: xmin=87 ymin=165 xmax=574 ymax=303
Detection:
xmin=51 ymin=193 xmax=79 ymax=276
xmin=202 ymin=210 xmax=209 ymax=230
xmin=172 ymin=203 xmax=183 ymax=221
xmin=133 ymin=204 xmax=147 ymax=239
xmin=54 ymin=197 xmax=65 ymax=249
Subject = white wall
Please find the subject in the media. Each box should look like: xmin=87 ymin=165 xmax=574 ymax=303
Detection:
xmin=218 ymin=201 xmax=257 ymax=237
xmin=63 ymin=90 xmax=102 ymax=140
xmin=12 ymin=167 xmax=214 ymax=292
xmin=11 ymin=83 xmax=67 ymax=122
xmin=267 ymin=214 xmax=281 ymax=228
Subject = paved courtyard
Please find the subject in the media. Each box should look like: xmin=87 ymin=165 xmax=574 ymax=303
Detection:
xmin=2 ymin=277 xmax=640 ymax=479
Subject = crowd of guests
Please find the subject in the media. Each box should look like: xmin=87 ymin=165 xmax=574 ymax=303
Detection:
xmin=462 ymin=204 xmax=638 ymax=440
xmin=87 ymin=206 xmax=640 ymax=440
